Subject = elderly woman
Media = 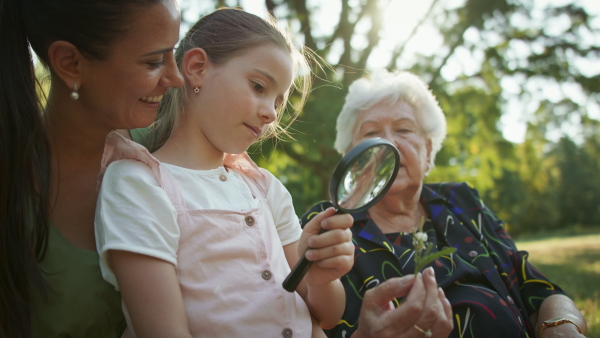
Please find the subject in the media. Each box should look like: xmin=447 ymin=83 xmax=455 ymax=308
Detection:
xmin=301 ymin=70 xmax=586 ymax=338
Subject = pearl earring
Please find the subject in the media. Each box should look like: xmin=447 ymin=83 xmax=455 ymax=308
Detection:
xmin=194 ymin=87 xmax=200 ymax=94
xmin=70 ymin=82 xmax=79 ymax=100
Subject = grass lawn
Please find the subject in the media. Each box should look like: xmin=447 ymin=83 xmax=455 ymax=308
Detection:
xmin=516 ymin=234 xmax=600 ymax=338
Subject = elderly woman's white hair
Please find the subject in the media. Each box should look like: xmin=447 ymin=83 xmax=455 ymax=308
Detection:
xmin=334 ymin=69 xmax=447 ymax=172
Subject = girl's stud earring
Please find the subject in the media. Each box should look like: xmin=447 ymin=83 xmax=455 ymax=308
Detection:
xmin=70 ymin=82 xmax=80 ymax=100
xmin=194 ymin=87 xmax=200 ymax=94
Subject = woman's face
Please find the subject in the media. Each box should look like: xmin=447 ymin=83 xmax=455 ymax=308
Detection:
xmin=351 ymin=100 xmax=431 ymax=194
xmin=79 ymin=0 xmax=183 ymax=130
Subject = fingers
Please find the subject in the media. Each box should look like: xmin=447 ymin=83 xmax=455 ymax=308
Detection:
xmin=439 ymin=288 xmax=454 ymax=332
xmin=302 ymin=208 xmax=353 ymax=238
xmin=422 ymin=267 xmax=442 ymax=316
xmin=304 ymin=212 xmax=353 ymax=263
xmin=412 ymin=267 xmax=454 ymax=338
xmin=355 ymin=275 xmax=422 ymax=337
xmin=367 ymin=275 xmax=416 ymax=310
xmin=357 ymin=273 xmax=455 ymax=338
xmin=320 ymin=212 xmax=353 ymax=231
xmin=305 ymin=240 xmax=353 ymax=261
xmin=302 ymin=207 xmax=337 ymax=235
xmin=307 ymin=226 xmax=352 ymax=250
xmin=385 ymin=273 xmax=426 ymax=325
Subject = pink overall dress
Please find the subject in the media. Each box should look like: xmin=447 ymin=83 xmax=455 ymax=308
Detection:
xmin=100 ymin=131 xmax=311 ymax=337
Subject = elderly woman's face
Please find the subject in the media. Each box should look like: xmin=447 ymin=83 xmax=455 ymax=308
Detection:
xmin=351 ymin=100 xmax=431 ymax=193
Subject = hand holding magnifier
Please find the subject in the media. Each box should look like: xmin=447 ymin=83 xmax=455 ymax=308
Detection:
xmin=282 ymin=138 xmax=400 ymax=292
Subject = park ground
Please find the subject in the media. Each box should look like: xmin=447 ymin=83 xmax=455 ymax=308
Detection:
xmin=516 ymin=233 xmax=600 ymax=337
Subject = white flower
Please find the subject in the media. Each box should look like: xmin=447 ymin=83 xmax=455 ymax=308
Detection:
xmin=415 ymin=232 xmax=428 ymax=243
xmin=412 ymin=231 xmax=428 ymax=251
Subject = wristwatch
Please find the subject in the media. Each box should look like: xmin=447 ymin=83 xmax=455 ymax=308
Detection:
xmin=540 ymin=318 xmax=583 ymax=337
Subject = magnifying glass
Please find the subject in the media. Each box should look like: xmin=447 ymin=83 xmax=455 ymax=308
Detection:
xmin=282 ymin=137 xmax=400 ymax=292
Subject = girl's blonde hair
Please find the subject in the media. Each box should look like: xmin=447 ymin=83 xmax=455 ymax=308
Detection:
xmin=148 ymin=7 xmax=312 ymax=151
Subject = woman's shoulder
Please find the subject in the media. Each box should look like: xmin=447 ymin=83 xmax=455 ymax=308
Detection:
xmin=423 ymin=182 xmax=489 ymax=211
xmin=424 ymin=181 xmax=479 ymax=197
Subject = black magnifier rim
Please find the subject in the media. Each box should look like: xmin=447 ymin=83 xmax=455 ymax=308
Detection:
xmin=329 ymin=137 xmax=400 ymax=214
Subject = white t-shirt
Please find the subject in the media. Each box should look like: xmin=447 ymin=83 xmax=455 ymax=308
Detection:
xmin=95 ymin=159 xmax=302 ymax=289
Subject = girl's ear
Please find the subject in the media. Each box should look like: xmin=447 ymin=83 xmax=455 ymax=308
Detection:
xmin=182 ymin=48 xmax=210 ymax=87
xmin=47 ymin=40 xmax=84 ymax=89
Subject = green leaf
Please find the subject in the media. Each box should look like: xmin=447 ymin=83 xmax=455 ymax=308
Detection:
xmin=414 ymin=247 xmax=457 ymax=274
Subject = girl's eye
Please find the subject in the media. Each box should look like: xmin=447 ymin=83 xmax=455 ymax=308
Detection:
xmin=252 ymin=81 xmax=265 ymax=93
xmin=364 ymin=131 xmax=378 ymax=137
xmin=148 ymin=60 xmax=166 ymax=69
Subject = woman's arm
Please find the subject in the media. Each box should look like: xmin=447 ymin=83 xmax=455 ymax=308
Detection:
xmin=531 ymin=294 xmax=587 ymax=338
xmin=110 ymin=250 xmax=192 ymax=338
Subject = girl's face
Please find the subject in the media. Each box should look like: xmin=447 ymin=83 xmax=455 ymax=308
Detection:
xmin=351 ymin=100 xmax=432 ymax=194
xmin=188 ymin=43 xmax=293 ymax=156
xmin=79 ymin=0 xmax=183 ymax=130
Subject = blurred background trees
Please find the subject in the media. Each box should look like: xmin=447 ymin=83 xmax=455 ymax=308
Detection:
xmin=182 ymin=0 xmax=600 ymax=235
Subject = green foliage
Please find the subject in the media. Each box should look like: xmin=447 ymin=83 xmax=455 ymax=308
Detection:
xmin=181 ymin=0 xmax=600 ymax=231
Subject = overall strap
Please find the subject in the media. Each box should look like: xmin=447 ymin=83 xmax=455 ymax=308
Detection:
xmin=224 ymin=153 xmax=270 ymax=199
xmin=98 ymin=131 xmax=188 ymax=212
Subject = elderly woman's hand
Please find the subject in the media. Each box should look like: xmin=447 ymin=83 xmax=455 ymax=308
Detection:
xmin=352 ymin=267 xmax=453 ymax=338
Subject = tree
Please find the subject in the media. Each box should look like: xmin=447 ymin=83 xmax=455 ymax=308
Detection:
xmin=181 ymin=0 xmax=600 ymax=231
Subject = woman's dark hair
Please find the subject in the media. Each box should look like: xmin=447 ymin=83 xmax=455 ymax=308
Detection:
xmin=0 ymin=0 xmax=160 ymax=336
xmin=148 ymin=7 xmax=313 ymax=151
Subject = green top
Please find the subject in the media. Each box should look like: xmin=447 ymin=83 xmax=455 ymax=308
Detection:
xmin=129 ymin=128 xmax=150 ymax=148
xmin=32 ymin=129 xmax=148 ymax=337
xmin=32 ymin=225 xmax=126 ymax=337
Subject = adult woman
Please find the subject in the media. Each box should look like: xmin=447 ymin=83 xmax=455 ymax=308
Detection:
xmin=301 ymin=70 xmax=586 ymax=337
xmin=0 ymin=0 xmax=183 ymax=336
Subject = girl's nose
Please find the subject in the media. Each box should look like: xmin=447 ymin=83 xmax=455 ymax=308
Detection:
xmin=260 ymin=103 xmax=277 ymax=124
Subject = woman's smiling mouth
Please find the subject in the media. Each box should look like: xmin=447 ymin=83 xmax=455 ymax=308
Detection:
xmin=140 ymin=95 xmax=163 ymax=103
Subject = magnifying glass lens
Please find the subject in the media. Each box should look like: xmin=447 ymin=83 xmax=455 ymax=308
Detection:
xmin=282 ymin=138 xmax=400 ymax=292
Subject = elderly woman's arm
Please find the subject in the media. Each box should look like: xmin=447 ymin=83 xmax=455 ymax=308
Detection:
xmin=531 ymin=294 xmax=587 ymax=338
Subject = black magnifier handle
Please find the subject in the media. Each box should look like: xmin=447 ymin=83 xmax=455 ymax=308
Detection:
xmin=282 ymin=207 xmax=342 ymax=292
xmin=282 ymin=247 xmax=313 ymax=292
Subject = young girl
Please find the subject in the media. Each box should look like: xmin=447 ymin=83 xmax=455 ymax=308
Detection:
xmin=95 ymin=8 xmax=354 ymax=338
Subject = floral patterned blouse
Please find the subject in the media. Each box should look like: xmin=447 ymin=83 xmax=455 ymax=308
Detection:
xmin=300 ymin=182 xmax=565 ymax=338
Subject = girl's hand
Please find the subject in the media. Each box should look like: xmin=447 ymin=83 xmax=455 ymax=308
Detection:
xmin=299 ymin=207 xmax=354 ymax=286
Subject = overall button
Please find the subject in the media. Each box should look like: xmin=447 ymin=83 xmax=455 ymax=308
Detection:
xmin=219 ymin=174 xmax=227 ymax=181
xmin=262 ymin=270 xmax=272 ymax=280
xmin=468 ymin=250 xmax=478 ymax=258
xmin=245 ymin=216 xmax=255 ymax=226
xmin=282 ymin=328 xmax=293 ymax=338
xmin=507 ymin=296 xmax=515 ymax=304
